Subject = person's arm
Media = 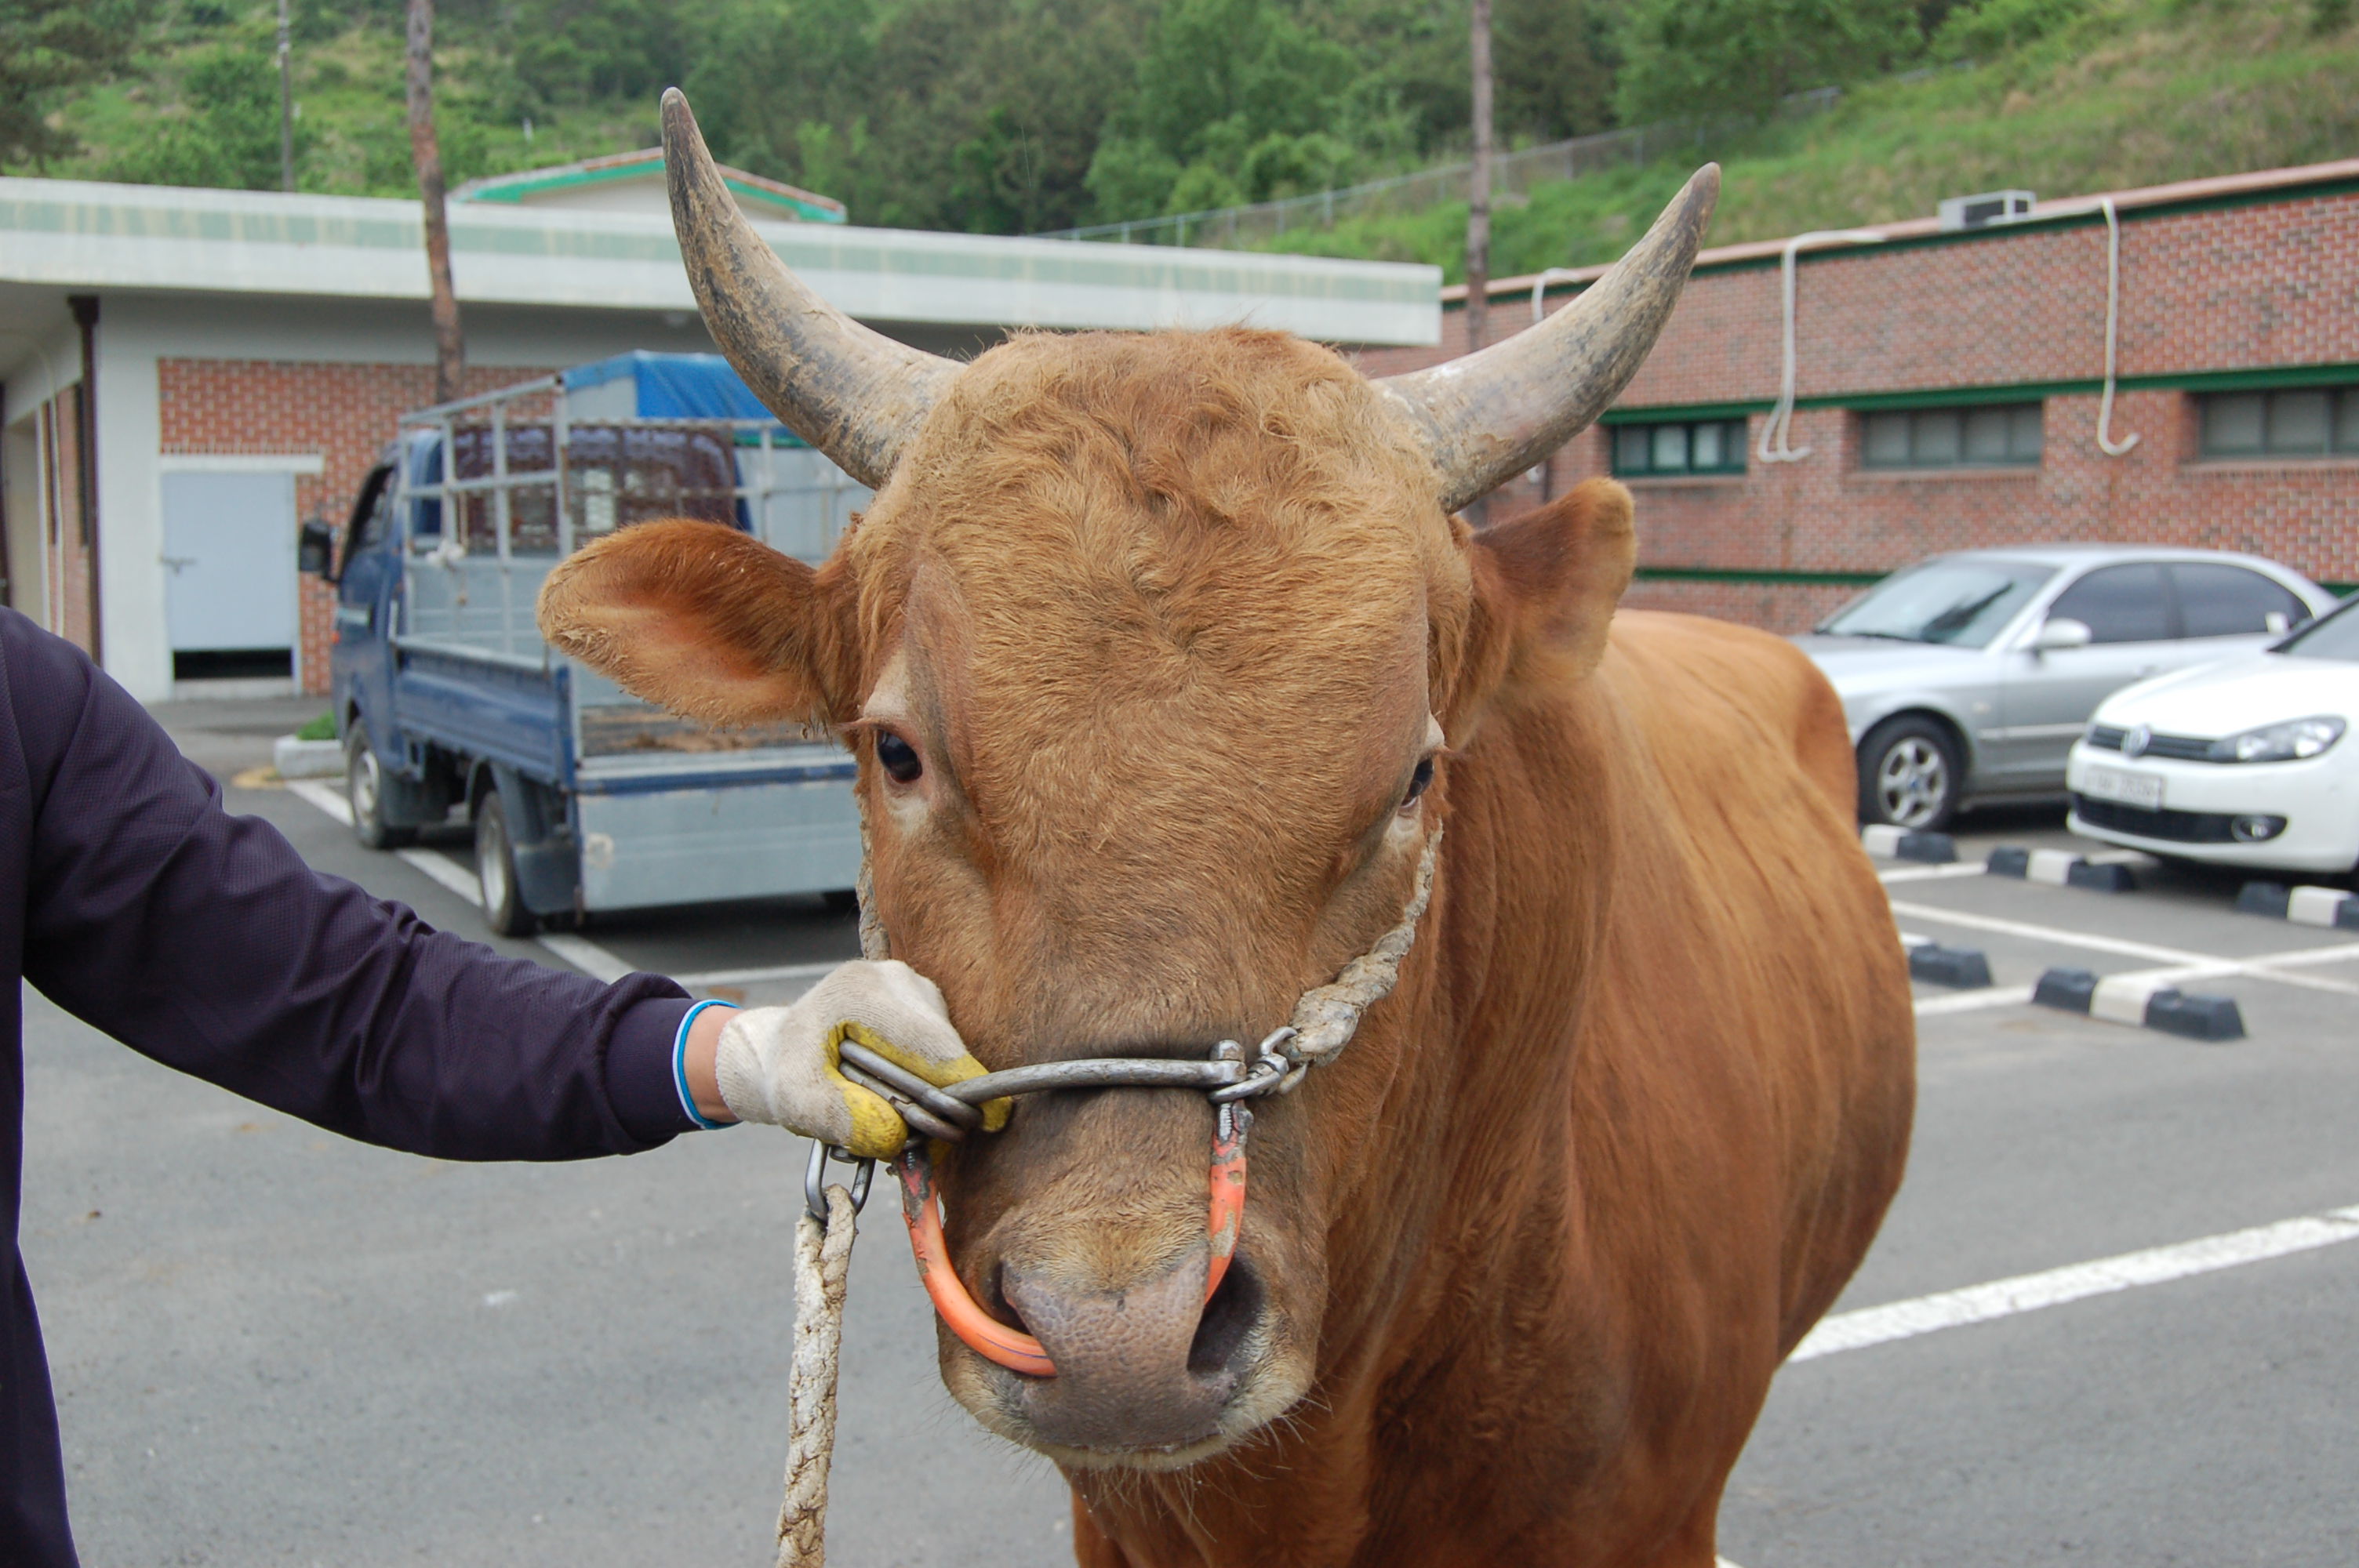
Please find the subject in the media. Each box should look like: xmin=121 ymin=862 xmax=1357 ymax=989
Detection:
xmin=12 ymin=615 xmax=700 ymax=1160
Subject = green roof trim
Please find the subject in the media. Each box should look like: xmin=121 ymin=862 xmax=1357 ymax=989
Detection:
xmin=1632 ymin=565 xmax=1884 ymax=586
xmin=1602 ymin=401 xmax=1772 ymax=423
xmin=463 ymin=159 xmax=849 ymax=225
xmin=1604 ymin=362 xmax=2359 ymax=421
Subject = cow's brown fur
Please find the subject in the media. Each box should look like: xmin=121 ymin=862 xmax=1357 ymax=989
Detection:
xmin=540 ymin=325 xmax=1913 ymax=1567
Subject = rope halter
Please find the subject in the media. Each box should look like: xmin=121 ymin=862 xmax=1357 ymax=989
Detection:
xmin=808 ymin=826 xmax=1442 ymax=1377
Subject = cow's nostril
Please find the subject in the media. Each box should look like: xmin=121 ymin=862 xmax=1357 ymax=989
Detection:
xmin=1187 ymin=1253 xmax=1262 ymax=1377
xmin=985 ymin=1263 xmax=1032 ymax=1337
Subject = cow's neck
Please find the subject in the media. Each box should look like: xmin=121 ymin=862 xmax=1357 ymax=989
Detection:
xmin=1073 ymin=678 xmax=1628 ymax=1565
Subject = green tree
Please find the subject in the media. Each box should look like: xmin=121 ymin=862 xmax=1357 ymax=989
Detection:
xmin=1496 ymin=0 xmax=1623 ymax=142
xmin=0 ymin=0 xmax=153 ymax=168
xmin=1613 ymin=0 xmax=1921 ymax=125
xmin=1087 ymin=0 xmax=1363 ymax=217
xmin=109 ymin=37 xmax=311 ymax=188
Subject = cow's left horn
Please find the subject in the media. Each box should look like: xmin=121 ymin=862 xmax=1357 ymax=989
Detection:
xmin=663 ymin=88 xmax=956 ymax=488
xmin=1377 ymin=165 xmax=1720 ymax=514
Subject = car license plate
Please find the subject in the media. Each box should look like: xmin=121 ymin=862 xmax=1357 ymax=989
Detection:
xmin=2081 ymin=764 xmax=2164 ymax=811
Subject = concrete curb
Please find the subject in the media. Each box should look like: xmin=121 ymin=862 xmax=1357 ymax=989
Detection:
xmin=1862 ymin=826 xmax=1958 ymax=862
xmin=2234 ymin=880 xmax=2359 ymax=931
xmin=1903 ymin=936 xmax=1993 ymax=989
xmin=2031 ymin=966 xmax=2245 ymax=1041
xmin=1986 ymin=845 xmax=2136 ymax=892
xmin=273 ymin=735 xmax=343 ymax=780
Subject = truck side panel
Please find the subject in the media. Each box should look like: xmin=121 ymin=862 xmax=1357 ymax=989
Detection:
xmin=577 ymin=779 xmax=862 ymax=912
xmin=391 ymin=645 xmax=569 ymax=785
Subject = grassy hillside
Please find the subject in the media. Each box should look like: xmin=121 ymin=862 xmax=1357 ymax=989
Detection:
xmin=23 ymin=8 xmax=652 ymax=198
xmin=1263 ymin=0 xmax=2359 ymax=280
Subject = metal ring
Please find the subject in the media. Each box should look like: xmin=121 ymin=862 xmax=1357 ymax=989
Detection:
xmin=837 ymin=1040 xmax=986 ymax=1130
xmin=838 ymin=1060 xmax=968 ymax=1144
xmin=805 ymin=1140 xmax=875 ymax=1223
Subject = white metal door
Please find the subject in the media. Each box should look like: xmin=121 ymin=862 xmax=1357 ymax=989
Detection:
xmin=161 ymin=471 xmax=297 ymax=659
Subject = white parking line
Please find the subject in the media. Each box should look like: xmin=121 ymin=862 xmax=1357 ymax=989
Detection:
xmin=533 ymin=931 xmax=639 ymax=983
xmin=396 ymin=848 xmax=482 ymax=906
xmin=1792 ymin=1203 xmax=2359 ymax=1361
xmin=1885 ymin=899 xmax=2208 ymax=965
xmin=281 ymin=781 xmax=645 ymax=982
xmin=1914 ymin=985 xmax=2038 ymax=1017
xmin=1877 ymin=862 xmax=1988 ymax=885
xmin=285 ymin=779 xmax=352 ymax=826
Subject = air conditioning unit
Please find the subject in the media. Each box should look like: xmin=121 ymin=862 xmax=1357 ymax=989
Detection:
xmin=1937 ymin=190 xmax=2037 ymax=231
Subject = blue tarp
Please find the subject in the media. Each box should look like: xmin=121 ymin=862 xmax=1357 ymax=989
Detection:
xmin=562 ymin=352 xmax=804 ymax=442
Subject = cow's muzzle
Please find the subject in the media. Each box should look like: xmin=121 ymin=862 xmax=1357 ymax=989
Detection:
xmin=994 ymin=1248 xmax=1267 ymax=1454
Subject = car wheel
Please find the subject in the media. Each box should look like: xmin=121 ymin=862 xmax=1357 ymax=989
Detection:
xmin=474 ymin=791 xmax=536 ymax=937
xmin=1859 ymin=715 xmax=1963 ymax=833
xmin=346 ymin=721 xmax=415 ymax=850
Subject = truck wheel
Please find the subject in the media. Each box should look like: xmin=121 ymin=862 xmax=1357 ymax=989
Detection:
xmin=346 ymin=722 xmax=415 ymax=850
xmin=1858 ymin=714 xmax=1963 ymax=833
xmin=474 ymin=792 xmax=536 ymax=937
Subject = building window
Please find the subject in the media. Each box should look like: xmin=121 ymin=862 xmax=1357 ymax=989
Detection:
xmin=2199 ymin=387 xmax=2359 ymax=459
xmin=1612 ymin=418 xmax=1747 ymax=477
xmin=1859 ymin=403 xmax=2042 ymax=469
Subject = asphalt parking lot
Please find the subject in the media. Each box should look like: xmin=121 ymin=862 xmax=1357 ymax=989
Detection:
xmin=24 ymin=704 xmax=2359 ymax=1566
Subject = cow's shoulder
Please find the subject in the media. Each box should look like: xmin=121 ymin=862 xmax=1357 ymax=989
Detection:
xmin=1602 ymin=608 xmax=1854 ymax=825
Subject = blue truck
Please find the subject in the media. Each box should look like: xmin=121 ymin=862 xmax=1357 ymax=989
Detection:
xmin=302 ymin=354 xmax=867 ymax=935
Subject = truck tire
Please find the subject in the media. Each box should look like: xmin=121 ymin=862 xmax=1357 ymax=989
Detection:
xmin=1858 ymin=713 xmax=1964 ymax=833
xmin=346 ymin=722 xmax=416 ymax=850
xmin=474 ymin=791 xmax=536 ymax=937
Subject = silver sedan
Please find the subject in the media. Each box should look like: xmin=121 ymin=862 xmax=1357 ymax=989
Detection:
xmin=1792 ymin=546 xmax=2339 ymax=830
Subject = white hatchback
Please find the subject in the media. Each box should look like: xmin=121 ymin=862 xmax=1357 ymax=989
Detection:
xmin=2066 ymin=596 xmax=2359 ymax=873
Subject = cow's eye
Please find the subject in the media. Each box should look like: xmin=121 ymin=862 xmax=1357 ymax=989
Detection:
xmin=878 ymin=732 xmax=923 ymax=784
xmin=1400 ymin=756 xmax=1435 ymax=811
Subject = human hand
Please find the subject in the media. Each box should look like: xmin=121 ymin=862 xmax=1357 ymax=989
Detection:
xmin=711 ymin=960 xmax=1009 ymax=1158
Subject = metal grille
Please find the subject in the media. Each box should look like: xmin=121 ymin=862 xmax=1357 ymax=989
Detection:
xmin=2074 ymin=796 xmax=2239 ymax=842
xmin=2084 ymin=725 xmax=2218 ymax=761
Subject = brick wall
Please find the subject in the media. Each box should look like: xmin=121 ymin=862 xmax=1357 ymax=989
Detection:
xmin=1355 ymin=182 xmax=2359 ymax=631
xmin=158 ymin=358 xmax=556 ymax=695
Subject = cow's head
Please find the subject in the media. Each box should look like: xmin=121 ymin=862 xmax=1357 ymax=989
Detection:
xmin=541 ymin=90 xmax=1712 ymax=1472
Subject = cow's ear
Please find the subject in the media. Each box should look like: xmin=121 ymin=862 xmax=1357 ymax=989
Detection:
xmin=1448 ymin=477 xmax=1634 ymax=739
xmin=536 ymin=519 xmax=861 ymax=729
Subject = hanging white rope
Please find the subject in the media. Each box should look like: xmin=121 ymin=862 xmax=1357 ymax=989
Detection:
xmin=2095 ymin=197 xmax=2141 ymax=457
xmin=1757 ymin=230 xmax=1887 ymax=464
xmin=776 ymin=1184 xmax=857 ymax=1568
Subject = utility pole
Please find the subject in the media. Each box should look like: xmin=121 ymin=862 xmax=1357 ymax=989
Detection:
xmin=406 ymin=0 xmax=465 ymax=405
xmin=1464 ymin=0 xmax=1494 ymax=518
xmin=276 ymin=0 xmax=294 ymax=191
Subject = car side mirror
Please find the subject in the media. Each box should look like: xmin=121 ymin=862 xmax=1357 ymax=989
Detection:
xmin=299 ymin=517 xmax=338 ymax=580
xmin=2031 ymin=616 xmax=2092 ymax=652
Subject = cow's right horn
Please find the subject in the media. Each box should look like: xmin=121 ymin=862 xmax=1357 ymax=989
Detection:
xmin=1376 ymin=164 xmax=1719 ymax=515
xmin=663 ymin=88 xmax=956 ymax=489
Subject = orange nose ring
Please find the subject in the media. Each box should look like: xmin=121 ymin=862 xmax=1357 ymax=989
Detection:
xmin=896 ymin=1100 xmax=1252 ymax=1379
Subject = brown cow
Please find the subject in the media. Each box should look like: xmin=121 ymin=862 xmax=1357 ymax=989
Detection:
xmin=541 ymin=90 xmax=1913 ymax=1568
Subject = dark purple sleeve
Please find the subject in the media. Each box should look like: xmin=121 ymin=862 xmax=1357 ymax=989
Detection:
xmin=12 ymin=616 xmax=699 ymax=1159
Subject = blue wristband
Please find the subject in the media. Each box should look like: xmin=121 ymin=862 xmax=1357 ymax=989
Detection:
xmin=673 ymin=999 xmax=740 ymax=1131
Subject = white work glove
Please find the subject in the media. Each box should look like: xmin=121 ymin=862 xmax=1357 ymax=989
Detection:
xmin=713 ymin=960 xmax=1009 ymax=1159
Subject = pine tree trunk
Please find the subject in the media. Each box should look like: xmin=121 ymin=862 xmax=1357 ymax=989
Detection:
xmin=405 ymin=0 xmax=465 ymax=406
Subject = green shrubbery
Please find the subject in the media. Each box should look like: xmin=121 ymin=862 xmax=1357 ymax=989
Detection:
xmin=9 ymin=0 xmax=2353 ymax=241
